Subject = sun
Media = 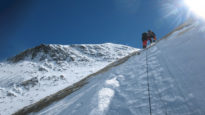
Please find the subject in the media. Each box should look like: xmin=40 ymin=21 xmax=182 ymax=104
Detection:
xmin=184 ymin=0 xmax=205 ymax=19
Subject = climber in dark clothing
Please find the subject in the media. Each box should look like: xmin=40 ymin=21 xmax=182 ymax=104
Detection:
xmin=142 ymin=32 xmax=148 ymax=49
xmin=147 ymin=30 xmax=157 ymax=42
xmin=141 ymin=30 xmax=157 ymax=49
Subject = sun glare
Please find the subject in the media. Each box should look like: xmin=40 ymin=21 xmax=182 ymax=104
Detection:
xmin=184 ymin=0 xmax=205 ymax=19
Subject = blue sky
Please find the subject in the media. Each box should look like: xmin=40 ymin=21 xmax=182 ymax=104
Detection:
xmin=0 ymin=0 xmax=189 ymax=60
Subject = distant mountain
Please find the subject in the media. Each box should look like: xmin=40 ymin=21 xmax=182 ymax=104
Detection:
xmin=0 ymin=43 xmax=138 ymax=115
xmin=8 ymin=43 xmax=136 ymax=63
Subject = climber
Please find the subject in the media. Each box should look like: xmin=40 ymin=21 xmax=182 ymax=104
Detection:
xmin=142 ymin=32 xmax=148 ymax=49
xmin=147 ymin=30 xmax=157 ymax=42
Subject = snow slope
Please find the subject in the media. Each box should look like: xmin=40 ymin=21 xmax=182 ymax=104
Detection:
xmin=0 ymin=43 xmax=138 ymax=115
xmin=34 ymin=19 xmax=205 ymax=115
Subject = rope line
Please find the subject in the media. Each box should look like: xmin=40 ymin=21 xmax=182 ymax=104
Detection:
xmin=145 ymin=49 xmax=152 ymax=115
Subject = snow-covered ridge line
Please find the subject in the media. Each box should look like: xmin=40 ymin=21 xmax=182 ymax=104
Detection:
xmin=12 ymin=51 xmax=140 ymax=115
xmin=161 ymin=18 xmax=194 ymax=40
xmin=145 ymin=18 xmax=195 ymax=50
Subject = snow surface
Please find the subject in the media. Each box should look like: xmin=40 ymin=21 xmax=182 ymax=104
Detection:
xmin=0 ymin=43 xmax=138 ymax=115
xmin=34 ymin=20 xmax=205 ymax=115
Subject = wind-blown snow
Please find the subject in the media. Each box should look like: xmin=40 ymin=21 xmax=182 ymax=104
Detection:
xmin=34 ymin=19 xmax=205 ymax=115
xmin=106 ymin=77 xmax=120 ymax=88
xmin=0 ymin=43 xmax=138 ymax=115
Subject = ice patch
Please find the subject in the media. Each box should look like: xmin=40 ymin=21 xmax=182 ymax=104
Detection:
xmin=106 ymin=77 xmax=119 ymax=88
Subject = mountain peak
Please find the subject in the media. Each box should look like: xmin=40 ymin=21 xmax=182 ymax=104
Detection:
xmin=8 ymin=44 xmax=52 ymax=63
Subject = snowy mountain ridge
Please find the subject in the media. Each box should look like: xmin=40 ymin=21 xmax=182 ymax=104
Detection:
xmin=31 ymin=19 xmax=205 ymax=115
xmin=8 ymin=43 xmax=135 ymax=63
xmin=0 ymin=43 xmax=138 ymax=115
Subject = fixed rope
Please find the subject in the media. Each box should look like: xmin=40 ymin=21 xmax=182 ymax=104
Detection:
xmin=145 ymin=49 xmax=152 ymax=115
xmin=145 ymin=46 xmax=168 ymax=115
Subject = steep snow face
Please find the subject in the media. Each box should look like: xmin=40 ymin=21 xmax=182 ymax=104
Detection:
xmin=35 ymin=20 xmax=205 ymax=115
xmin=0 ymin=43 xmax=138 ymax=115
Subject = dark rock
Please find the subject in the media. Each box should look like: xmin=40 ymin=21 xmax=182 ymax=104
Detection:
xmin=20 ymin=77 xmax=38 ymax=89
xmin=38 ymin=67 xmax=48 ymax=72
